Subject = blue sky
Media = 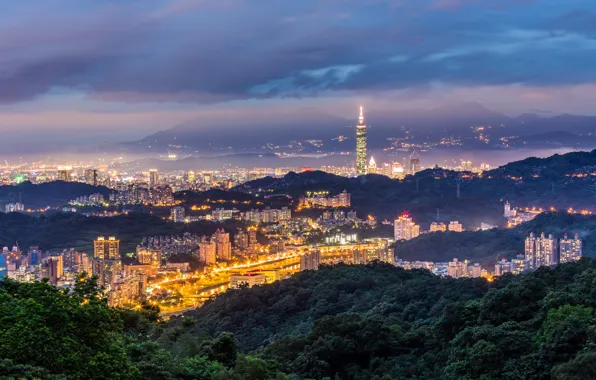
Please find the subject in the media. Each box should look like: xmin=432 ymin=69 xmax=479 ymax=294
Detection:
xmin=0 ymin=0 xmax=595 ymax=142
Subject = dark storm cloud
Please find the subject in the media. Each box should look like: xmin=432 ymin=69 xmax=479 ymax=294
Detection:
xmin=0 ymin=0 xmax=594 ymax=104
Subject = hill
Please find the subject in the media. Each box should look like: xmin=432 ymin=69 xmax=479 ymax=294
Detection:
xmin=4 ymin=258 xmax=596 ymax=378
xmin=0 ymin=181 xmax=111 ymax=209
xmin=395 ymin=212 xmax=596 ymax=266
xmin=234 ymin=149 xmax=596 ymax=228
xmin=159 ymin=260 xmax=596 ymax=379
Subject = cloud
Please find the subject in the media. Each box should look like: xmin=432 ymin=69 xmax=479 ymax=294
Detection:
xmin=0 ymin=0 xmax=594 ymax=107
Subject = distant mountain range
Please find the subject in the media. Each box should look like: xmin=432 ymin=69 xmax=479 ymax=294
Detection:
xmin=122 ymin=102 xmax=596 ymax=154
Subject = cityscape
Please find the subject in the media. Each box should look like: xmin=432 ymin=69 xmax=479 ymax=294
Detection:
xmin=1 ymin=1 xmax=596 ymax=379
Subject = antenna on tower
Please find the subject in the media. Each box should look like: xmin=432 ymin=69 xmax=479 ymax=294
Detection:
xmin=358 ymin=105 xmax=364 ymax=125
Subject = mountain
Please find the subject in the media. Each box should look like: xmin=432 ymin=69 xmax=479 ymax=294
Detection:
xmin=0 ymin=181 xmax=111 ymax=210
xmin=124 ymin=102 xmax=596 ymax=154
xmin=124 ymin=107 xmax=351 ymax=153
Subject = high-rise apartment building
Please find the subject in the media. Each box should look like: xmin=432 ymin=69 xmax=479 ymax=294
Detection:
xmin=47 ymin=255 xmax=64 ymax=285
xmin=525 ymin=232 xmax=557 ymax=269
xmin=448 ymin=221 xmax=463 ymax=232
xmin=234 ymin=231 xmax=249 ymax=250
xmin=504 ymin=201 xmax=512 ymax=218
xmin=5 ymin=203 xmax=24 ymax=213
xmin=430 ymin=222 xmax=447 ymax=232
xmin=199 ymin=237 xmax=217 ymax=265
xmin=149 ymin=169 xmax=159 ymax=189
xmin=300 ymin=250 xmax=321 ymax=271
xmin=136 ymin=246 xmax=162 ymax=268
xmin=560 ymin=233 xmax=582 ymax=263
xmin=84 ymin=169 xmax=98 ymax=186
xmin=171 ymin=206 xmax=185 ymax=223
xmin=394 ymin=214 xmax=420 ymax=241
xmin=356 ymin=106 xmax=367 ymax=176
xmin=57 ymin=166 xmax=72 ymax=181
xmin=447 ymin=258 xmax=468 ymax=279
xmin=94 ymin=236 xmax=120 ymax=260
xmin=214 ymin=229 xmax=232 ymax=261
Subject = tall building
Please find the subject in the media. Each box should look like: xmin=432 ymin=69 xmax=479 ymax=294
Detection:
xmin=525 ymin=232 xmax=557 ymax=269
xmin=300 ymin=250 xmax=321 ymax=271
xmin=94 ymin=236 xmax=120 ymax=260
xmin=234 ymin=230 xmax=249 ymax=250
xmin=367 ymin=156 xmax=377 ymax=174
xmin=57 ymin=166 xmax=72 ymax=181
xmin=214 ymin=229 xmax=232 ymax=261
xmin=199 ymin=237 xmax=217 ymax=265
xmin=5 ymin=203 xmax=24 ymax=213
xmin=0 ymin=253 xmax=7 ymax=278
xmin=430 ymin=222 xmax=447 ymax=232
xmin=560 ymin=233 xmax=582 ymax=263
xmin=391 ymin=162 xmax=405 ymax=180
xmin=504 ymin=201 xmax=511 ymax=218
xmin=187 ymin=171 xmax=196 ymax=182
xmin=409 ymin=151 xmax=420 ymax=175
xmin=382 ymin=162 xmax=392 ymax=177
xmin=136 ymin=246 xmax=162 ymax=268
xmin=47 ymin=256 xmax=64 ymax=285
xmin=84 ymin=169 xmax=98 ymax=186
xmin=171 ymin=206 xmax=186 ymax=223
xmin=149 ymin=169 xmax=159 ymax=189
xmin=394 ymin=214 xmax=420 ymax=241
xmin=447 ymin=258 xmax=468 ymax=279
xmin=356 ymin=106 xmax=367 ymax=176
xmin=448 ymin=221 xmax=463 ymax=232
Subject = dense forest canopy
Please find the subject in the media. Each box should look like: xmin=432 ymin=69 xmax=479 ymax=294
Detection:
xmin=4 ymin=261 xmax=596 ymax=379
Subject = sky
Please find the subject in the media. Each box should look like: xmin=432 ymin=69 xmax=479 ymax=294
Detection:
xmin=1 ymin=0 xmax=596 ymax=147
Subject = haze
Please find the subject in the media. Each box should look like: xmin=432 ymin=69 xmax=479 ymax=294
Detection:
xmin=1 ymin=0 xmax=596 ymax=154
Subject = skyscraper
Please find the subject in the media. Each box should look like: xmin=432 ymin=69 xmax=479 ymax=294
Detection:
xmin=394 ymin=214 xmax=420 ymax=241
xmin=149 ymin=169 xmax=159 ymax=189
xmin=57 ymin=166 xmax=72 ymax=181
xmin=94 ymin=236 xmax=120 ymax=260
xmin=560 ymin=233 xmax=582 ymax=263
xmin=409 ymin=151 xmax=420 ymax=175
xmin=84 ymin=169 xmax=98 ymax=186
xmin=356 ymin=106 xmax=367 ymax=176
xmin=367 ymin=156 xmax=377 ymax=174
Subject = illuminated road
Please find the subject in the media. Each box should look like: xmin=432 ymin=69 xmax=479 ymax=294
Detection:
xmin=155 ymin=254 xmax=303 ymax=317
xmin=154 ymin=242 xmax=384 ymax=317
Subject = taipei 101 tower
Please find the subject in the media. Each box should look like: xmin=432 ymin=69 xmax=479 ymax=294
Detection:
xmin=356 ymin=106 xmax=367 ymax=176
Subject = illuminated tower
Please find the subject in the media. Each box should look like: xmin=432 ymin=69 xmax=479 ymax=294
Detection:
xmin=356 ymin=106 xmax=367 ymax=176
xmin=149 ymin=169 xmax=159 ymax=189
xmin=409 ymin=151 xmax=420 ymax=175
xmin=367 ymin=156 xmax=377 ymax=174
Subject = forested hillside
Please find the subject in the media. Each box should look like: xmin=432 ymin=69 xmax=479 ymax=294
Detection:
xmin=3 ymin=262 xmax=596 ymax=378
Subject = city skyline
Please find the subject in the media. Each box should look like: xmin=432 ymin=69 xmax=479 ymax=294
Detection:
xmin=0 ymin=1 xmax=596 ymax=152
